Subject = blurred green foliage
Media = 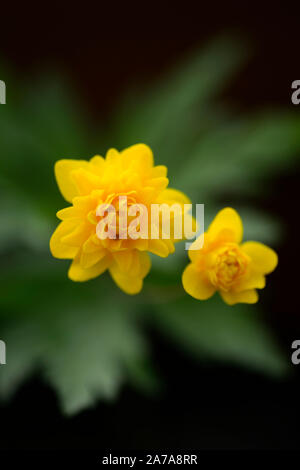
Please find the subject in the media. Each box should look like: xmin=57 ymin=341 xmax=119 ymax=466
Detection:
xmin=0 ymin=37 xmax=298 ymax=414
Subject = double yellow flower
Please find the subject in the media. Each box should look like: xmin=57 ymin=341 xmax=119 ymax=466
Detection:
xmin=50 ymin=144 xmax=278 ymax=304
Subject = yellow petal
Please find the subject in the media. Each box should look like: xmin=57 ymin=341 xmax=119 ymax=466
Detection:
xmin=139 ymin=187 xmax=157 ymax=204
xmin=220 ymin=289 xmax=258 ymax=306
xmin=208 ymin=207 xmax=243 ymax=243
xmin=54 ymin=159 xmax=89 ymax=203
xmin=187 ymin=234 xmax=205 ymax=262
xmin=151 ymin=165 xmax=168 ymax=178
xmin=138 ymin=251 xmax=151 ymax=278
xmin=148 ymin=239 xmax=170 ymax=257
xmin=162 ymin=239 xmax=175 ymax=253
xmin=80 ymin=248 xmax=106 ymax=269
xmin=71 ymin=168 xmax=102 ymax=196
xmin=73 ymin=193 xmax=101 ymax=212
xmin=121 ymin=143 xmax=154 ymax=169
xmin=182 ymin=264 xmax=216 ymax=300
xmin=157 ymin=188 xmax=191 ymax=205
xmin=106 ymin=148 xmax=120 ymax=163
xmin=148 ymin=177 xmax=169 ymax=190
xmin=241 ymin=241 xmax=278 ymax=274
xmin=234 ymin=270 xmax=266 ymax=292
xmin=68 ymin=254 xmax=110 ymax=281
xmin=82 ymin=235 xmax=101 ymax=253
xmin=50 ymin=220 xmax=79 ymax=259
xmin=109 ymin=263 xmax=143 ymax=295
xmin=133 ymin=238 xmax=149 ymax=251
xmin=127 ymin=250 xmax=152 ymax=278
xmin=61 ymin=223 xmax=90 ymax=247
xmin=112 ymin=250 xmax=133 ymax=272
xmin=56 ymin=206 xmax=80 ymax=220
xmin=89 ymin=155 xmax=105 ymax=168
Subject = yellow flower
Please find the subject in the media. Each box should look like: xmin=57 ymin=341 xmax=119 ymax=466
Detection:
xmin=182 ymin=207 xmax=278 ymax=305
xmin=50 ymin=143 xmax=191 ymax=294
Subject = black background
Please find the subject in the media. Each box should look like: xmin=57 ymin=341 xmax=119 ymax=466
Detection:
xmin=0 ymin=1 xmax=300 ymax=451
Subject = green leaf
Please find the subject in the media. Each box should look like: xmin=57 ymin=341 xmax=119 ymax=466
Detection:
xmin=0 ymin=183 xmax=51 ymax=252
xmin=0 ymin=287 xmax=150 ymax=414
xmin=116 ymin=37 xmax=246 ymax=169
xmin=0 ymin=78 xmax=94 ymax=215
xmin=175 ymin=112 xmax=300 ymax=201
xmin=154 ymin=295 xmax=288 ymax=377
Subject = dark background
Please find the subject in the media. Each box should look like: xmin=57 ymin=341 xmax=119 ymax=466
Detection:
xmin=0 ymin=2 xmax=300 ymax=450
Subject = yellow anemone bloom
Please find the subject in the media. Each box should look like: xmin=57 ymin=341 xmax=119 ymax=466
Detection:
xmin=182 ymin=207 xmax=278 ymax=305
xmin=50 ymin=144 xmax=191 ymax=294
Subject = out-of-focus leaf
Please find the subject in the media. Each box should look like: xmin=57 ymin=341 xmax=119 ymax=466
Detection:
xmin=154 ymin=295 xmax=288 ymax=377
xmin=0 ymin=184 xmax=51 ymax=252
xmin=22 ymin=78 xmax=91 ymax=156
xmin=0 ymin=79 xmax=95 ymax=216
xmin=0 ymin=282 xmax=150 ymax=414
xmin=45 ymin=301 xmax=147 ymax=414
xmin=234 ymin=206 xmax=282 ymax=244
xmin=116 ymin=37 xmax=246 ymax=169
xmin=175 ymin=113 xmax=300 ymax=201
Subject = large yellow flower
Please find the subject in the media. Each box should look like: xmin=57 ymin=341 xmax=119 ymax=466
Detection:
xmin=50 ymin=144 xmax=190 ymax=294
xmin=182 ymin=208 xmax=278 ymax=305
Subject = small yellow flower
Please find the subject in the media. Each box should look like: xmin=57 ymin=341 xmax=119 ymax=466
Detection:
xmin=182 ymin=207 xmax=278 ymax=305
xmin=50 ymin=144 xmax=191 ymax=294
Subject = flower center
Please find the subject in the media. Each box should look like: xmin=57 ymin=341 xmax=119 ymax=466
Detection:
xmin=209 ymin=244 xmax=249 ymax=291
